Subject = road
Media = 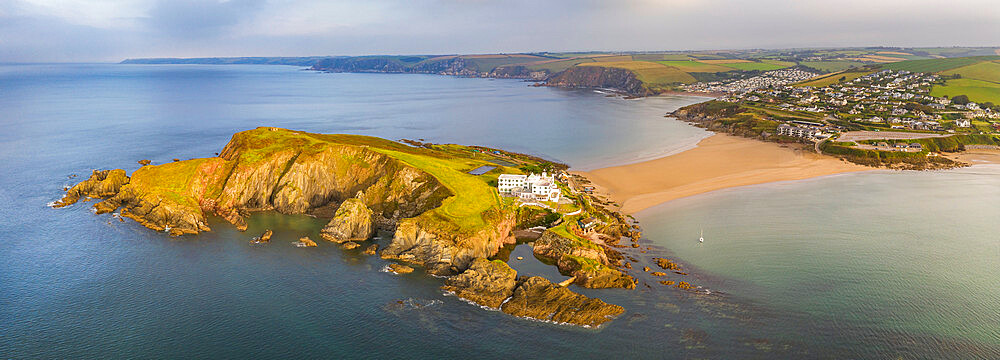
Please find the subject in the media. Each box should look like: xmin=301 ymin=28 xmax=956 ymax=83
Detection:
xmin=836 ymin=130 xmax=952 ymax=143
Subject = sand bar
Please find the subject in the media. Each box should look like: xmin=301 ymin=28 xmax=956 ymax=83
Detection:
xmin=576 ymin=134 xmax=872 ymax=214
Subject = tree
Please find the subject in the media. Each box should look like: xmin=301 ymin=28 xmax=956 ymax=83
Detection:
xmin=952 ymin=95 xmax=970 ymax=105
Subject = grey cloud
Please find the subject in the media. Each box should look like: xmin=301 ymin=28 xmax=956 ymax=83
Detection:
xmin=144 ymin=0 xmax=266 ymax=39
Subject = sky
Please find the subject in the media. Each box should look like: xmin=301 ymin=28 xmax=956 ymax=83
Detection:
xmin=1 ymin=0 xmax=998 ymax=62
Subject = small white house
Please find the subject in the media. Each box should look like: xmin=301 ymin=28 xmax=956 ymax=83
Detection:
xmin=955 ymin=119 xmax=971 ymax=128
xmin=497 ymin=172 xmax=560 ymax=202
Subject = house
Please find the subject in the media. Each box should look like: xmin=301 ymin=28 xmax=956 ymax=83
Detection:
xmin=955 ymin=119 xmax=971 ymax=127
xmin=497 ymin=172 xmax=561 ymax=202
xmin=777 ymin=124 xmax=817 ymax=138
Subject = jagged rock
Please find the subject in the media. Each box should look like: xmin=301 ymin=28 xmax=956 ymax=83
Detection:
xmin=654 ymin=258 xmax=682 ymax=271
xmin=533 ymin=230 xmax=608 ymax=265
xmin=382 ymin=212 xmax=516 ymax=276
xmin=643 ymin=266 xmax=650 ymax=272
xmin=441 ymin=258 xmax=517 ymax=309
xmin=53 ymin=169 xmax=129 ymax=207
xmin=138 ymin=159 xmax=151 ymax=166
xmin=363 ymin=244 xmax=378 ymax=256
xmin=659 ymin=280 xmax=676 ymax=286
xmin=675 ymin=282 xmax=695 ymax=290
xmin=387 ymin=263 xmax=414 ymax=274
xmin=650 ymin=272 xmax=667 ymax=277
xmin=341 ymin=241 xmax=360 ymax=250
xmin=259 ymin=230 xmax=273 ymax=242
xmin=500 ymin=276 xmax=624 ymax=327
xmin=320 ymin=197 xmax=374 ymax=243
xmin=297 ymin=236 xmax=317 ymax=247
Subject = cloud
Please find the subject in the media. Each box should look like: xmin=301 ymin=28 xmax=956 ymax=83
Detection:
xmin=144 ymin=0 xmax=266 ymax=39
xmin=0 ymin=0 xmax=998 ymax=62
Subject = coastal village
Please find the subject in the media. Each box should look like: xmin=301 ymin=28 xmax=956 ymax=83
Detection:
xmin=680 ymin=67 xmax=1000 ymax=159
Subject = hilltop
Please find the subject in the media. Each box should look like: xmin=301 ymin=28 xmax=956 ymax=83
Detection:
xmin=120 ymin=47 xmax=1000 ymax=97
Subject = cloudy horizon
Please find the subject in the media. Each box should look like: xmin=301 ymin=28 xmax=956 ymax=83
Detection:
xmin=2 ymin=0 xmax=998 ymax=63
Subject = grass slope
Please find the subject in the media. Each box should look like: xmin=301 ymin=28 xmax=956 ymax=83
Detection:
xmin=655 ymin=60 xmax=734 ymax=73
xmin=941 ymin=61 xmax=1000 ymax=83
xmin=795 ymin=70 xmax=872 ymax=87
xmin=577 ymin=61 xmax=696 ymax=85
xmin=930 ymin=79 xmax=1000 ymax=104
xmin=882 ymin=56 xmax=998 ymax=73
xmin=721 ymin=61 xmax=790 ymax=71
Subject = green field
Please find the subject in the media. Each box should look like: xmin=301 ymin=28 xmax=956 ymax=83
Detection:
xmin=578 ymin=61 xmax=697 ymax=85
xmin=795 ymin=70 xmax=872 ymax=87
xmin=721 ymin=61 xmax=790 ymax=71
xmin=800 ymin=60 xmax=866 ymax=72
xmin=461 ymin=55 xmax=549 ymax=72
xmin=940 ymin=61 xmax=1000 ymax=83
xmin=881 ymin=56 xmax=998 ymax=73
xmin=655 ymin=60 xmax=734 ymax=73
xmin=523 ymin=58 xmax=596 ymax=72
xmin=930 ymin=78 xmax=1000 ymax=104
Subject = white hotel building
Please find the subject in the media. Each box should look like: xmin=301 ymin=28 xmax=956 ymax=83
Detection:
xmin=497 ymin=172 xmax=561 ymax=202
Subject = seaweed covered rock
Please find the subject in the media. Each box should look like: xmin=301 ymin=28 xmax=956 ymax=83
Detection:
xmin=500 ymin=276 xmax=625 ymax=327
xmin=441 ymin=258 xmax=518 ymax=309
xmin=320 ymin=197 xmax=374 ymax=243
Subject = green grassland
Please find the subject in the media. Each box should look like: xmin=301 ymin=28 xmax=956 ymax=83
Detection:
xmin=800 ymin=60 xmax=866 ymax=72
xmin=795 ymin=70 xmax=872 ymax=87
xmin=655 ymin=60 xmax=734 ymax=73
xmin=232 ymin=129 xmax=526 ymax=234
xmin=881 ymin=56 xmax=998 ymax=73
xmin=522 ymin=58 xmax=597 ymax=72
xmin=940 ymin=61 xmax=1000 ymax=83
xmin=930 ymin=78 xmax=1000 ymax=104
xmin=720 ymin=61 xmax=790 ymax=71
xmin=577 ymin=61 xmax=697 ymax=85
xmin=460 ymin=55 xmax=550 ymax=72
xmin=633 ymin=54 xmax=692 ymax=61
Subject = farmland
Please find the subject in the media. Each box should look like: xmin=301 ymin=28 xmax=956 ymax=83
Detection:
xmin=929 ymin=78 xmax=1000 ymax=104
xmin=940 ymin=61 xmax=1000 ymax=83
xmin=578 ymin=61 xmax=696 ymax=85
xmin=655 ymin=60 xmax=734 ymax=73
xmin=720 ymin=61 xmax=791 ymax=71
xmin=882 ymin=56 xmax=997 ymax=73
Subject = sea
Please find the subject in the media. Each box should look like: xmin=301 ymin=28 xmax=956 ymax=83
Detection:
xmin=1 ymin=64 xmax=998 ymax=359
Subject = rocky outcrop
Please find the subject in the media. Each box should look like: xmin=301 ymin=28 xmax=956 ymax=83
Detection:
xmin=296 ymin=236 xmax=317 ymax=247
xmin=53 ymin=169 xmax=129 ymax=207
xmin=501 ymin=276 xmax=624 ymax=327
xmin=59 ymin=128 xmax=525 ymax=285
xmin=532 ymin=230 xmax=634 ymax=289
xmin=381 ymin=208 xmax=516 ymax=275
xmin=363 ymin=244 xmax=378 ymax=256
xmin=442 ymin=258 xmax=624 ymax=327
xmin=489 ymin=66 xmax=549 ymax=80
xmin=320 ymin=197 xmax=374 ymax=243
xmin=59 ymin=128 xmax=452 ymax=237
xmin=387 ymin=263 xmax=414 ymax=274
xmin=441 ymin=258 xmax=517 ymax=309
xmin=341 ymin=242 xmax=360 ymax=250
xmin=544 ymin=66 xmax=651 ymax=97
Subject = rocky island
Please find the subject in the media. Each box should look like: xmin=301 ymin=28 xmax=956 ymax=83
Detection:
xmin=54 ymin=127 xmax=649 ymax=327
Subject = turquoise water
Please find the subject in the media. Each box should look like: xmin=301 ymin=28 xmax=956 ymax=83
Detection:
xmin=2 ymin=64 xmax=998 ymax=358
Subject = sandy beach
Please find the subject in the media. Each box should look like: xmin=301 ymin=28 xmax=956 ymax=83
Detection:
xmin=576 ymin=134 xmax=872 ymax=214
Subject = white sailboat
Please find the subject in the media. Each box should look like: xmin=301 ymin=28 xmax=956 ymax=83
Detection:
xmin=699 ymin=229 xmax=704 ymax=243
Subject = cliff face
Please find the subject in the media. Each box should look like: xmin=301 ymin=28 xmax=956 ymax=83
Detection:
xmin=311 ymin=57 xmax=481 ymax=77
xmin=57 ymin=128 xmax=512 ymax=273
xmin=544 ymin=66 xmax=651 ymax=97
xmin=382 ymin=208 xmax=516 ymax=275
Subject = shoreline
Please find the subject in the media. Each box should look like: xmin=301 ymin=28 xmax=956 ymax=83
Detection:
xmin=575 ymin=134 xmax=873 ymax=214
